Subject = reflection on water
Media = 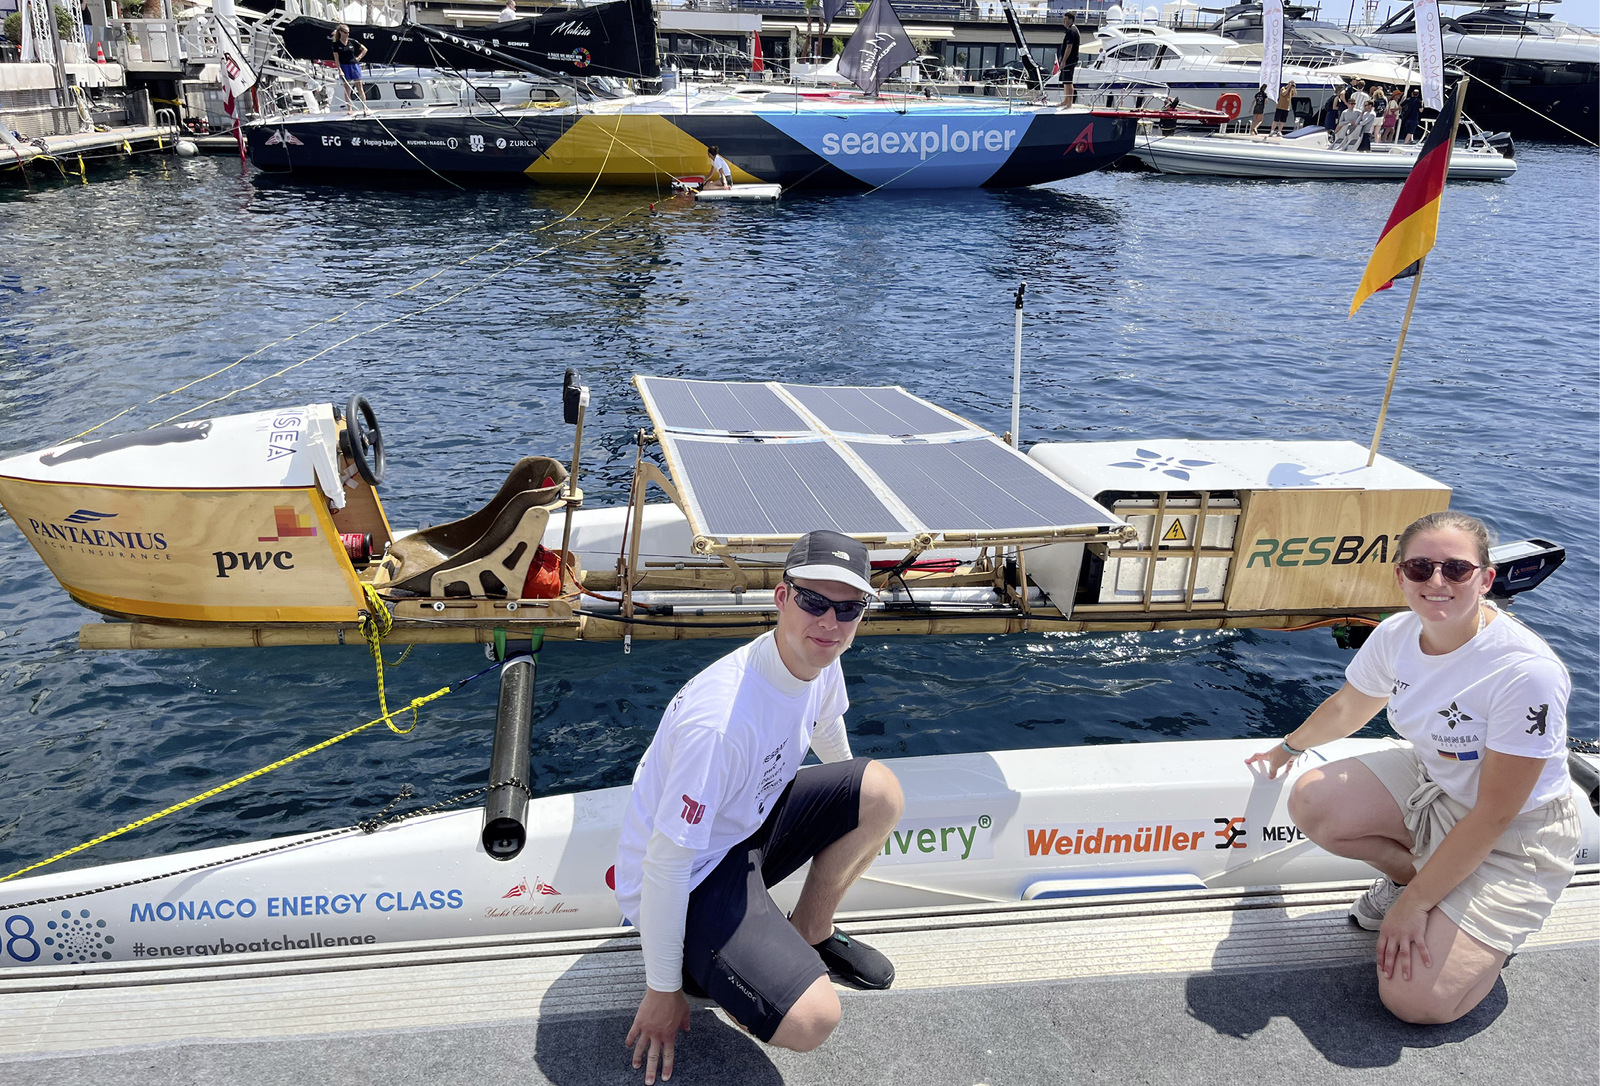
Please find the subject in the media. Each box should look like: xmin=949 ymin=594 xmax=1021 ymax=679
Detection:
xmin=0 ymin=146 xmax=1594 ymax=873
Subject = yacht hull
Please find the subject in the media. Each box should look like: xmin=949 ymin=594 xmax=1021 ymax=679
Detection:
xmin=244 ymin=104 xmax=1133 ymax=190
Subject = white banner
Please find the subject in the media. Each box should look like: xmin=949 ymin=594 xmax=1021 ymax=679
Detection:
xmin=1261 ymin=0 xmax=1284 ymax=100
xmin=1414 ymin=0 xmax=1445 ymax=110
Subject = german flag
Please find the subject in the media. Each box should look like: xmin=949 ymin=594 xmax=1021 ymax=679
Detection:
xmin=1349 ymin=83 xmax=1462 ymax=316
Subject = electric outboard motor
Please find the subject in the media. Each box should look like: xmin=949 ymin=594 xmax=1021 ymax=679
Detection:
xmin=1488 ymin=539 xmax=1565 ymax=601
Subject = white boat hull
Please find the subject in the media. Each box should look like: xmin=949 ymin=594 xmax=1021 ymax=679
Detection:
xmin=1129 ymin=131 xmax=1516 ymax=180
xmin=2 ymin=738 xmax=1593 ymax=968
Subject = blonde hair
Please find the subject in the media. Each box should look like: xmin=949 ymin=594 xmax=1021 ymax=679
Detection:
xmin=1397 ymin=510 xmax=1493 ymax=567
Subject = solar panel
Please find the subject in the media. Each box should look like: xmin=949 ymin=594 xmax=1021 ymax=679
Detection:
xmin=847 ymin=437 xmax=1112 ymax=532
xmin=635 ymin=377 xmax=1123 ymax=548
xmin=639 ymin=378 xmax=807 ymax=434
xmin=779 ymin=385 xmax=972 ymax=437
xmin=669 ymin=438 xmax=909 ymax=538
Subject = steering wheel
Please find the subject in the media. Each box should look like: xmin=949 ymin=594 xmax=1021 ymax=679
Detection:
xmin=344 ymin=394 xmax=385 ymax=487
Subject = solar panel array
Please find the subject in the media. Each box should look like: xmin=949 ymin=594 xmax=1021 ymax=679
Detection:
xmin=635 ymin=378 xmax=1121 ymax=544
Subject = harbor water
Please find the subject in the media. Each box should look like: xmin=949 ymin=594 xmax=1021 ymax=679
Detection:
xmin=0 ymin=148 xmax=1595 ymax=878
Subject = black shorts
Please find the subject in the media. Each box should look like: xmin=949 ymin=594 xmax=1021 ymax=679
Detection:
xmin=1273 ymin=107 xmax=1289 ymax=122
xmin=1059 ymin=64 xmax=1075 ymax=85
xmin=681 ymin=757 xmax=870 ymax=1042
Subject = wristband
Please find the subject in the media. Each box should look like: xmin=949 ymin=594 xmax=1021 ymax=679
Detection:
xmin=1280 ymin=738 xmax=1305 ymax=756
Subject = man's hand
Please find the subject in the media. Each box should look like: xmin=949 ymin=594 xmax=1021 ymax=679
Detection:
xmin=624 ymin=987 xmax=692 ymax=1084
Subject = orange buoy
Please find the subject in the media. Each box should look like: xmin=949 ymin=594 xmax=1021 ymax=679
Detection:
xmin=1216 ymin=93 xmax=1242 ymax=120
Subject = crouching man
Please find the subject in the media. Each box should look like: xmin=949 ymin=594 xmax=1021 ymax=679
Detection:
xmin=615 ymin=530 xmax=904 ymax=1082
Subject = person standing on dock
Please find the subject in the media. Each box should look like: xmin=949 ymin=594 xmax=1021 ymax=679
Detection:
xmin=331 ymin=24 xmax=368 ymax=114
xmin=499 ymin=0 xmax=518 ymax=21
xmin=616 ymin=530 xmax=903 ymax=1083
xmin=1248 ymin=511 xmax=1580 ymax=1025
xmin=1250 ymin=85 xmax=1269 ymax=133
xmin=1056 ymin=12 xmax=1080 ymax=107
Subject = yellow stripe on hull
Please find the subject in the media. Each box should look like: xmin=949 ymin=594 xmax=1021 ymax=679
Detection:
xmin=524 ymin=115 xmax=760 ymax=184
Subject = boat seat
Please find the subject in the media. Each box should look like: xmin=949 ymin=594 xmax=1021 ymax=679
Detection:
xmin=384 ymin=456 xmax=568 ymax=599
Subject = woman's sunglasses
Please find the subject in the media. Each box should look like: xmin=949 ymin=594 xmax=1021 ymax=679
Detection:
xmin=783 ymin=578 xmax=869 ymax=623
xmin=1397 ymin=558 xmax=1483 ymax=584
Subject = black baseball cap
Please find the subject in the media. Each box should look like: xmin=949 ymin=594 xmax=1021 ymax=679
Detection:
xmin=783 ymin=530 xmax=876 ymax=597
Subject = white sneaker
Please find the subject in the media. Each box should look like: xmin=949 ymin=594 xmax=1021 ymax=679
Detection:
xmin=1349 ymin=876 xmax=1405 ymax=930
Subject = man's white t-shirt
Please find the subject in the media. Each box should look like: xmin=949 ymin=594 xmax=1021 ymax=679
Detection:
xmin=1346 ymin=608 xmax=1571 ymax=811
xmin=710 ymin=154 xmax=732 ymax=185
xmin=614 ymin=632 xmax=848 ymax=922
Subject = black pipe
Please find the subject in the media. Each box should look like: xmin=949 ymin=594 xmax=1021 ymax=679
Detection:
xmin=482 ymin=654 xmax=536 ymax=860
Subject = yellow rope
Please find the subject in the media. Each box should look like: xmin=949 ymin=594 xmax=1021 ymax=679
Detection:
xmin=0 ymin=684 xmax=455 ymax=884
xmin=360 ymin=583 xmax=414 ymax=728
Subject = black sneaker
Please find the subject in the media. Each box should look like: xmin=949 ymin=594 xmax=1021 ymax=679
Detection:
xmin=812 ymin=929 xmax=895 ymax=990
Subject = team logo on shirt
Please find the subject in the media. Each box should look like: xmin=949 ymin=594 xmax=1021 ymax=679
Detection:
xmin=680 ymin=794 xmax=707 ymax=825
xmin=1391 ymin=679 xmax=1411 ymax=695
xmin=1437 ymin=702 xmax=1473 ymax=729
xmin=1437 ymin=749 xmax=1481 ymax=761
xmin=1526 ymin=704 xmax=1550 ymax=736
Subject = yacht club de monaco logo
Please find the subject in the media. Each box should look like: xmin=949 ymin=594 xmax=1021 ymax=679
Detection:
xmin=503 ymin=877 xmax=560 ymax=898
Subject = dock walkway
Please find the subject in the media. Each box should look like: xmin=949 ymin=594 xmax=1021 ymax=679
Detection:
xmin=1 ymin=124 xmax=180 ymax=179
xmin=2 ymin=874 xmax=1594 ymax=1084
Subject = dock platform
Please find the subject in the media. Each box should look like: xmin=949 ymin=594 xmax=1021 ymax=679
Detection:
xmin=1 ymin=124 xmax=180 ymax=180
xmin=2 ymin=873 xmax=1594 ymax=1084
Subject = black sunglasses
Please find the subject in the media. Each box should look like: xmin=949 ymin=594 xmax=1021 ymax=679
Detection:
xmin=1397 ymin=557 xmax=1483 ymax=584
xmin=783 ymin=578 xmax=868 ymax=623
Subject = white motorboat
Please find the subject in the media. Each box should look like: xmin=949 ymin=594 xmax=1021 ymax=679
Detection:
xmin=1361 ymin=1 xmax=1600 ymax=143
xmin=1077 ymin=21 xmax=1348 ymax=119
xmin=1128 ymin=122 xmax=1518 ymax=179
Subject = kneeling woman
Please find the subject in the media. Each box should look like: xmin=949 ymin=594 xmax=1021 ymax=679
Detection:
xmin=1248 ymin=511 xmax=1580 ymax=1023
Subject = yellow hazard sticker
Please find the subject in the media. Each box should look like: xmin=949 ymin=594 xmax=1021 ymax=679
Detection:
xmin=1162 ymin=520 xmax=1187 ymax=543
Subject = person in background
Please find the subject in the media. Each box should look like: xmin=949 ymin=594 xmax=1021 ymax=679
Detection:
xmin=1356 ymin=99 xmax=1379 ymax=151
xmin=1380 ymin=98 xmax=1401 ymax=143
xmin=1056 ymin=12 xmax=1080 ymax=107
xmin=1334 ymin=95 xmax=1362 ymax=150
xmin=1250 ymin=85 xmax=1269 ymax=133
xmin=1269 ymin=80 xmax=1297 ymax=136
xmin=1399 ymin=87 xmax=1424 ymax=143
xmin=1321 ymin=84 xmax=1347 ymax=134
xmin=701 ymin=144 xmax=732 ymax=190
xmin=331 ymin=24 xmax=368 ymax=113
xmin=498 ymin=0 xmax=517 ymax=21
xmin=1248 ymin=510 xmax=1578 ymax=1024
xmin=1349 ymin=78 xmax=1371 ymax=112
xmin=616 ymin=530 xmax=903 ymax=1083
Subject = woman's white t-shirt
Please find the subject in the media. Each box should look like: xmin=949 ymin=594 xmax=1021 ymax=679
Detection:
xmin=1346 ymin=608 xmax=1571 ymax=811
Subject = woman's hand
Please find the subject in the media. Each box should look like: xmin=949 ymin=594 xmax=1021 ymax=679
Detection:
xmin=1245 ymin=743 xmax=1298 ymax=779
xmin=1377 ymin=893 xmax=1433 ymax=981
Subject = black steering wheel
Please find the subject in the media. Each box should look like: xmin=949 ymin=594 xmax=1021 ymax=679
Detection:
xmin=344 ymin=394 xmax=385 ymax=487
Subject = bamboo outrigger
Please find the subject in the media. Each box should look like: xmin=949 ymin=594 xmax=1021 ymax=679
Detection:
xmin=0 ymin=372 xmax=1564 ymax=653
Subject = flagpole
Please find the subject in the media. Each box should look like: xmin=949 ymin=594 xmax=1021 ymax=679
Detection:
xmin=1367 ymin=256 xmax=1425 ymax=466
xmin=1365 ymin=77 xmax=1469 ymax=467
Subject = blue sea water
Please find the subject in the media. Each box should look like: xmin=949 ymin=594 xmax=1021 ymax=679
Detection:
xmin=0 ymin=147 xmax=1595 ymax=877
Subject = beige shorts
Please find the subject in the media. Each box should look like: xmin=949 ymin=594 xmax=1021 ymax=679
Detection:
xmin=1357 ymin=744 xmax=1582 ymax=954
